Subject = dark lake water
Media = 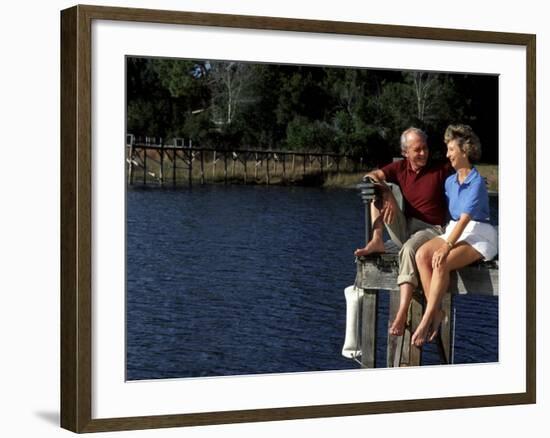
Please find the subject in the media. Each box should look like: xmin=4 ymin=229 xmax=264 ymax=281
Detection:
xmin=126 ymin=185 xmax=498 ymax=380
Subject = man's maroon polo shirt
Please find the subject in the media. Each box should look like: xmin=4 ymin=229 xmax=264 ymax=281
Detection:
xmin=381 ymin=160 xmax=451 ymax=226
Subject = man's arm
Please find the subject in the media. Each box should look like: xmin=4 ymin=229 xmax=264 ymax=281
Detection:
xmin=362 ymin=169 xmax=399 ymax=224
xmin=363 ymin=169 xmax=386 ymax=183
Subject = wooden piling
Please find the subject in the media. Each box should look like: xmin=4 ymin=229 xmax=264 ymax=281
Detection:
xmin=172 ymin=150 xmax=177 ymax=185
xmin=387 ymin=291 xmax=402 ymax=367
xmin=188 ymin=150 xmax=193 ymax=187
xmin=436 ymin=294 xmax=453 ymax=364
xmin=360 ymin=289 xmax=379 ymax=368
xmin=159 ymin=142 xmax=164 ymax=186
xmin=224 ymin=152 xmax=228 ymax=184
xmin=400 ymin=292 xmax=424 ymax=367
xmin=128 ymin=144 xmax=135 ymax=185
xmin=266 ymin=154 xmax=271 ymax=185
xmin=200 ymin=150 xmax=205 ymax=185
xmin=386 ymin=290 xmax=425 ymax=368
xmin=212 ymin=150 xmax=217 ymax=179
xmin=143 ymin=148 xmax=147 ymax=184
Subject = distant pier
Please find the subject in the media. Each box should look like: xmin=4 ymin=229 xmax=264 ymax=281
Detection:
xmin=126 ymin=135 xmax=358 ymax=186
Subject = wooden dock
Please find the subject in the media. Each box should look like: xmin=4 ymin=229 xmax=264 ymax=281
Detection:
xmin=349 ymin=180 xmax=499 ymax=368
xmin=352 ymin=248 xmax=498 ymax=368
xmin=126 ymin=135 xmax=356 ymax=186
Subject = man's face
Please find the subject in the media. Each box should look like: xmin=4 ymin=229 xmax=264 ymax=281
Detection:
xmin=403 ymin=133 xmax=429 ymax=171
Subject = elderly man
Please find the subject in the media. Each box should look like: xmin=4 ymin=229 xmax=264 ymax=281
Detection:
xmin=343 ymin=127 xmax=450 ymax=358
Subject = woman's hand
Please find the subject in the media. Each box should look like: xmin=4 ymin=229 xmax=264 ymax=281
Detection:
xmin=432 ymin=243 xmax=451 ymax=269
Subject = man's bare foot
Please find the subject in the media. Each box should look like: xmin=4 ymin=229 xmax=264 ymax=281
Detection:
xmin=411 ymin=319 xmax=431 ymax=348
xmin=354 ymin=239 xmax=385 ymax=257
xmin=428 ymin=309 xmax=446 ymax=342
xmin=389 ymin=311 xmax=408 ymax=336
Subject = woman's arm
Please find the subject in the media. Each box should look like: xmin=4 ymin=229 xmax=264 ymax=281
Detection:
xmin=445 ymin=213 xmax=471 ymax=248
xmin=432 ymin=213 xmax=471 ymax=269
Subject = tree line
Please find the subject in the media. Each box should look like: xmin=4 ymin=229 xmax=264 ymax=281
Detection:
xmin=127 ymin=57 xmax=498 ymax=166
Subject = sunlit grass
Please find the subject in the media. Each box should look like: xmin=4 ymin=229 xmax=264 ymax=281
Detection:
xmin=476 ymin=164 xmax=498 ymax=193
xmin=127 ymin=150 xmax=498 ymax=192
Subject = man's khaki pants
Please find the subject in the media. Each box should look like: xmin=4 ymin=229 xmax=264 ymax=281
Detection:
xmin=385 ymin=184 xmax=443 ymax=288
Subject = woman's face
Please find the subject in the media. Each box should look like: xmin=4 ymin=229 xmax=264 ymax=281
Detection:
xmin=446 ymin=139 xmax=469 ymax=169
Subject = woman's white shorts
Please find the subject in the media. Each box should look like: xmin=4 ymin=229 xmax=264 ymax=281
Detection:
xmin=441 ymin=220 xmax=498 ymax=261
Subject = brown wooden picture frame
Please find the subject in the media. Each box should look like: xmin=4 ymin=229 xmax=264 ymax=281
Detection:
xmin=60 ymin=4 xmax=536 ymax=433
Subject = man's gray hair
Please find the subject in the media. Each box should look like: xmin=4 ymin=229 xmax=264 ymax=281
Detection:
xmin=400 ymin=127 xmax=428 ymax=153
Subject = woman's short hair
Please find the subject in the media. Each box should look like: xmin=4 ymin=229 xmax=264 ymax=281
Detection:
xmin=400 ymin=127 xmax=428 ymax=153
xmin=444 ymin=124 xmax=482 ymax=163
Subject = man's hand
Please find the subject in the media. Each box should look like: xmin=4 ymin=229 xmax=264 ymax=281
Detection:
xmin=363 ymin=169 xmax=385 ymax=184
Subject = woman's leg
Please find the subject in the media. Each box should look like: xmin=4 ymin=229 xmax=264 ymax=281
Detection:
xmin=415 ymin=237 xmax=446 ymax=303
xmin=390 ymin=237 xmax=442 ymax=336
xmin=414 ymin=238 xmax=445 ymax=341
xmin=390 ymin=233 xmax=440 ymax=336
xmin=412 ymin=242 xmax=482 ymax=347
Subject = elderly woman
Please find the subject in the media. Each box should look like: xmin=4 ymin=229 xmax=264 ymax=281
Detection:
xmin=411 ymin=124 xmax=498 ymax=347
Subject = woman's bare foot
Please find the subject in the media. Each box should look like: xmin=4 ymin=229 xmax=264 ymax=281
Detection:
xmin=428 ymin=309 xmax=446 ymax=342
xmin=411 ymin=319 xmax=431 ymax=347
xmin=354 ymin=238 xmax=385 ymax=257
xmin=389 ymin=311 xmax=408 ymax=336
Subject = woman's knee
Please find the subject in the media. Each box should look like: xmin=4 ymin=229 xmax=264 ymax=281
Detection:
xmin=415 ymin=245 xmax=431 ymax=267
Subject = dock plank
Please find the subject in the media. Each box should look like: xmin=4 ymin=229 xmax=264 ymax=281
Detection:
xmin=356 ymin=252 xmax=498 ymax=296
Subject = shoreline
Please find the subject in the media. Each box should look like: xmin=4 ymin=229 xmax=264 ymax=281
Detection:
xmin=127 ymin=164 xmax=498 ymax=192
xmin=128 ymin=170 xmax=368 ymax=190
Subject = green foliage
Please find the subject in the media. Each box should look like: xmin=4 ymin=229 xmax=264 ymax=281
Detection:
xmin=150 ymin=59 xmax=200 ymax=98
xmin=126 ymin=57 xmax=498 ymax=165
xmin=182 ymin=109 xmax=212 ymax=142
xmin=286 ymin=116 xmax=337 ymax=152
